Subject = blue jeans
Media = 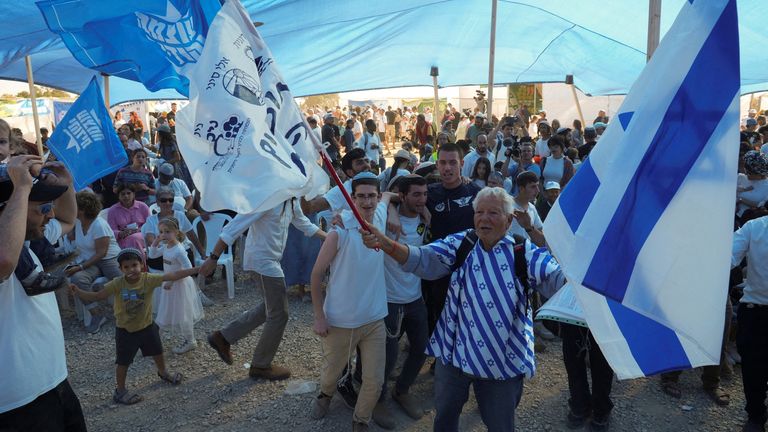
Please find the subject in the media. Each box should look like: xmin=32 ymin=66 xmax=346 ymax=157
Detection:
xmin=434 ymin=362 xmax=523 ymax=432
xmin=383 ymin=298 xmax=428 ymax=398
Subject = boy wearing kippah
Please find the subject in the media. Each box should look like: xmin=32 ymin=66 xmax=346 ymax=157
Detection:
xmin=309 ymin=172 xmax=393 ymax=431
xmin=70 ymin=248 xmax=199 ymax=405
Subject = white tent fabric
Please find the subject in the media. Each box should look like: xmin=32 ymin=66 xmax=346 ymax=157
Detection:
xmin=1 ymin=0 xmax=766 ymax=103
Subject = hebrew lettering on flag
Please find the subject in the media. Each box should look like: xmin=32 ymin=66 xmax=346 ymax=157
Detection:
xmin=175 ymin=0 xmax=328 ymax=213
xmin=543 ymin=0 xmax=739 ymax=379
xmin=46 ymin=77 xmax=128 ymax=191
xmin=37 ymin=0 xmax=221 ymax=95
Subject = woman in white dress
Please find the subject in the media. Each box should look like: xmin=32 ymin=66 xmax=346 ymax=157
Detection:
xmin=148 ymin=217 xmax=203 ymax=354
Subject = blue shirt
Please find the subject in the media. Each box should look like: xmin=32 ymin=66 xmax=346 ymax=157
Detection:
xmin=403 ymin=230 xmax=563 ymax=380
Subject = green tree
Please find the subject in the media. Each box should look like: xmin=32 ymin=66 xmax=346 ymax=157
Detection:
xmin=15 ymin=91 xmax=29 ymax=98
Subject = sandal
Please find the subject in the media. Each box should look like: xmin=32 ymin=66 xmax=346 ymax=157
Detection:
xmin=157 ymin=370 xmax=183 ymax=385
xmin=704 ymin=387 xmax=730 ymax=406
xmin=113 ymin=389 xmax=143 ymax=405
xmin=661 ymin=381 xmax=682 ymax=398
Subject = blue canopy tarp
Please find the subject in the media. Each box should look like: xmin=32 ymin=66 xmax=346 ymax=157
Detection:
xmin=1 ymin=0 xmax=765 ymax=103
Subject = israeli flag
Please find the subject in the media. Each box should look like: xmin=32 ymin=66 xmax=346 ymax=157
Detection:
xmin=543 ymin=0 xmax=739 ymax=379
xmin=37 ymin=0 xmax=221 ymax=95
xmin=47 ymin=77 xmax=128 ymax=191
xmin=175 ymin=0 xmax=328 ymax=213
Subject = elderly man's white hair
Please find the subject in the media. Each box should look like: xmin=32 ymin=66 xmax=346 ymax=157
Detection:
xmin=473 ymin=187 xmax=515 ymax=214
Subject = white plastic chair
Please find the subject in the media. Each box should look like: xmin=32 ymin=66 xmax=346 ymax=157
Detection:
xmin=192 ymin=214 xmax=235 ymax=299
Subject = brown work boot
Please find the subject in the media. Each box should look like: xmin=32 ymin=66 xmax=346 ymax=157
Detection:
xmin=392 ymin=389 xmax=423 ymax=420
xmin=372 ymin=402 xmax=395 ymax=429
xmin=310 ymin=393 xmax=332 ymax=419
xmin=352 ymin=421 xmax=369 ymax=432
xmin=207 ymin=331 xmax=232 ymax=365
xmin=249 ymin=364 xmax=291 ymax=381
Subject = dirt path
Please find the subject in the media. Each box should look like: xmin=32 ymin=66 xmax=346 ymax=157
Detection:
xmin=63 ymin=275 xmax=746 ymax=432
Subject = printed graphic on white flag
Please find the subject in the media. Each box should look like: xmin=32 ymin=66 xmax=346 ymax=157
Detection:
xmin=177 ymin=0 xmax=327 ymax=213
xmin=543 ymin=0 xmax=739 ymax=379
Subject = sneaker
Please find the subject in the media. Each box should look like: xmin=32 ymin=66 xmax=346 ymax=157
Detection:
xmin=310 ymin=393 xmax=332 ymax=420
xmin=172 ymin=339 xmax=198 ymax=354
xmin=534 ymin=321 xmax=557 ymax=341
xmin=352 ymin=421 xmax=369 ymax=432
xmin=336 ymin=378 xmax=358 ymax=409
xmin=372 ymin=402 xmax=395 ymax=430
xmin=590 ymin=412 xmax=610 ymax=431
xmin=392 ymin=389 xmax=423 ymax=420
xmin=85 ymin=315 xmax=107 ymax=334
xmin=566 ymin=409 xmax=588 ymax=429
xmin=248 ymin=364 xmax=291 ymax=381
xmin=198 ymin=290 xmax=215 ymax=307
xmin=207 ymin=331 xmax=233 ymax=365
xmin=742 ymin=420 xmax=766 ymax=432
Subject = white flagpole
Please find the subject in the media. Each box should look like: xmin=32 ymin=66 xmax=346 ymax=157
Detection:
xmin=102 ymin=73 xmax=111 ymax=109
xmin=567 ymin=75 xmax=586 ymax=128
xmin=431 ymin=67 xmax=439 ymax=126
xmin=486 ymin=0 xmax=498 ymax=118
xmin=647 ymin=0 xmax=661 ymax=62
xmin=24 ymin=56 xmax=44 ymax=156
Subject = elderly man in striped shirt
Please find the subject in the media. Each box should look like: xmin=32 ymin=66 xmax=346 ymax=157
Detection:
xmin=361 ymin=187 xmax=564 ymax=432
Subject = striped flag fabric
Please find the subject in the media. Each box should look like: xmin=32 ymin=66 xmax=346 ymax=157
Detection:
xmin=175 ymin=0 xmax=328 ymax=213
xmin=543 ymin=0 xmax=740 ymax=379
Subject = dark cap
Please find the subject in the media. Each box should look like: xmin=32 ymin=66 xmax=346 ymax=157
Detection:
xmin=0 ymin=175 xmax=68 ymax=209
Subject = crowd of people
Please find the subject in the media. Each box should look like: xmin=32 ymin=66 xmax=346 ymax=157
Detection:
xmin=1 ymin=100 xmax=768 ymax=432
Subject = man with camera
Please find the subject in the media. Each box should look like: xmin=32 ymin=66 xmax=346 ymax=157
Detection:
xmin=0 ymin=155 xmax=86 ymax=431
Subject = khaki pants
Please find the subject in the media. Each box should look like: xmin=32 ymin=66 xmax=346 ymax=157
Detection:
xmin=221 ymin=273 xmax=288 ymax=368
xmin=320 ymin=320 xmax=386 ymax=424
xmin=385 ymin=125 xmax=396 ymax=146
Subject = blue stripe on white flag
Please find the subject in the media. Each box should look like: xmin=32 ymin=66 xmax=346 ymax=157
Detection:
xmin=581 ymin=0 xmax=739 ymax=302
xmin=607 ymin=300 xmax=691 ymax=375
xmin=559 ymin=157 xmax=600 ymax=233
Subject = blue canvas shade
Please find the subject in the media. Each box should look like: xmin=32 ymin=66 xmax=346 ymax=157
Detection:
xmin=0 ymin=0 xmax=765 ymax=103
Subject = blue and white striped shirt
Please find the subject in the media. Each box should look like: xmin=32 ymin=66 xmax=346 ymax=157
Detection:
xmin=403 ymin=230 xmax=563 ymax=380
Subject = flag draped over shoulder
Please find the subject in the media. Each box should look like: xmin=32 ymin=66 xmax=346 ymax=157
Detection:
xmin=47 ymin=77 xmax=128 ymax=191
xmin=37 ymin=0 xmax=221 ymax=95
xmin=543 ymin=0 xmax=740 ymax=379
xmin=175 ymin=0 xmax=329 ymax=213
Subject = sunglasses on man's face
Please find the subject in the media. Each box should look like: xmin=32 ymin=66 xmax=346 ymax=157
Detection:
xmin=158 ymin=198 xmax=174 ymax=203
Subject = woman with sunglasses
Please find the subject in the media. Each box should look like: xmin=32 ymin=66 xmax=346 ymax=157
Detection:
xmin=141 ymin=188 xmax=205 ymax=271
xmin=65 ymin=191 xmax=123 ymax=334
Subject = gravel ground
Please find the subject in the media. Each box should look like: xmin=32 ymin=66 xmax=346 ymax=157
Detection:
xmin=61 ymin=271 xmax=748 ymax=432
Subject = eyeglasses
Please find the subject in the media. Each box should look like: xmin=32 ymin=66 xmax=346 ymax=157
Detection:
xmin=37 ymin=202 xmax=55 ymax=214
xmin=158 ymin=198 xmax=174 ymax=203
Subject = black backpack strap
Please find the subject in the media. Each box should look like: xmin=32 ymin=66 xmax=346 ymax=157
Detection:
xmin=451 ymin=229 xmax=477 ymax=272
xmin=512 ymin=234 xmax=531 ymax=310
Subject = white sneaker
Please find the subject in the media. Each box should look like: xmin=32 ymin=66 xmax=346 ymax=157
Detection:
xmin=173 ymin=339 xmax=198 ymax=354
xmin=198 ymin=290 xmax=215 ymax=307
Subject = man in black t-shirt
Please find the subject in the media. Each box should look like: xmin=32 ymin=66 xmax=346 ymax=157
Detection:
xmin=321 ymin=113 xmax=341 ymax=162
xmin=578 ymin=126 xmax=598 ymax=161
xmin=385 ymin=106 xmax=397 ymax=151
xmin=166 ymin=103 xmax=178 ymax=134
xmin=424 ymin=143 xmax=481 ymax=335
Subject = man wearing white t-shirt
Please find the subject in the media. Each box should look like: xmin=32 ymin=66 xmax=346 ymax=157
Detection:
xmin=0 ymin=155 xmax=85 ymax=431
xmin=309 ymin=173 xmax=394 ymax=431
xmin=380 ymin=175 xmax=429 ymax=420
xmin=357 ymin=120 xmax=383 ymax=173
xmin=507 ymin=171 xmax=545 ymax=247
